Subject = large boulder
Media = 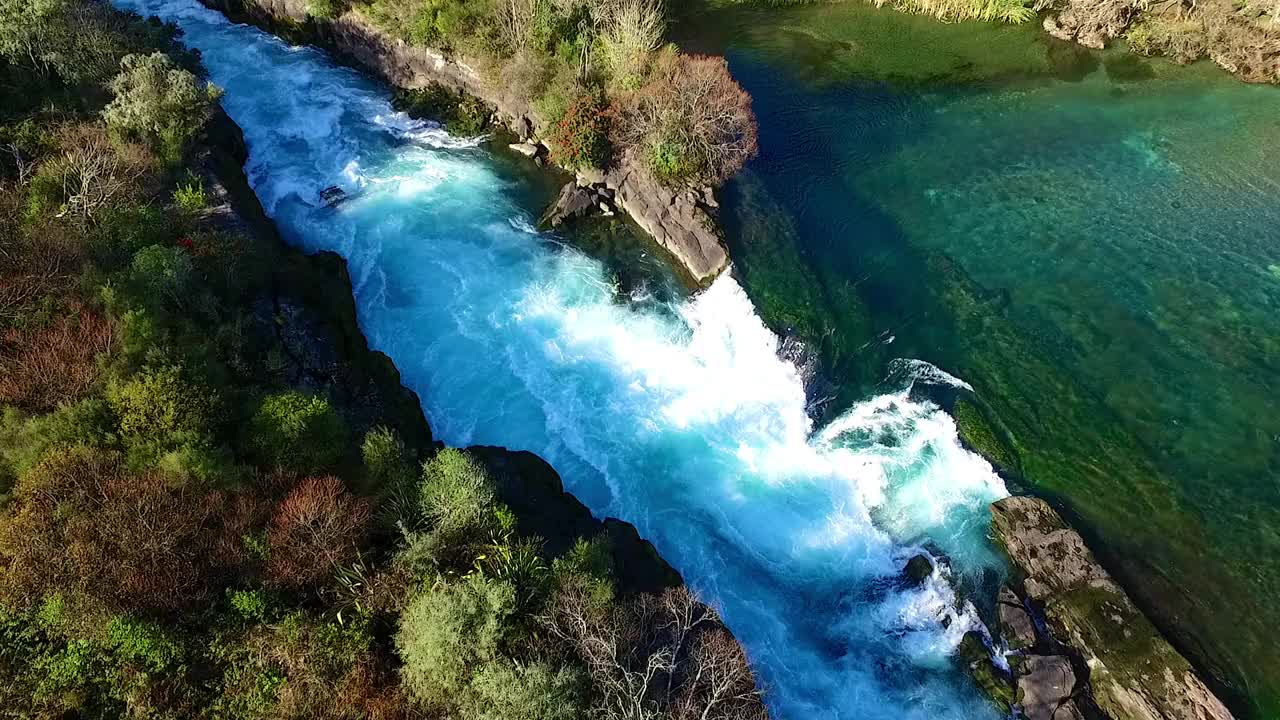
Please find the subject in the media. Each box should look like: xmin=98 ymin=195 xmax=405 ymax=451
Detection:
xmin=605 ymin=156 xmax=729 ymax=284
xmin=990 ymin=497 xmax=1233 ymax=720
xmin=902 ymin=553 xmax=934 ymax=587
xmin=1013 ymin=654 xmax=1079 ymax=720
xmin=540 ymin=181 xmax=600 ymax=228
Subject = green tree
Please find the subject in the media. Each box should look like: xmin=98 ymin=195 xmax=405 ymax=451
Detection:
xmin=395 ymin=574 xmax=515 ymax=706
xmin=419 ymin=448 xmax=496 ymax=537
xmin=245 ymin=391 xmax=346 ymax=473
xmin=463 ymin=659 xmax=583 ymax=720
xmin=102 ymin=52 xmax=221 ymax=160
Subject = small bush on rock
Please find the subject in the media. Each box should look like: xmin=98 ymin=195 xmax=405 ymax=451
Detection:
xmin=548 ymin=90 xmax=611 ymax=170
xmin=619 ymin=54 xmax=757 ymax=187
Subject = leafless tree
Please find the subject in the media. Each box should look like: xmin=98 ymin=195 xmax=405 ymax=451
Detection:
xmin=542 ymin=579 xmax=768 ymax=720
xmin=496 ymin=0 xmax=540 ymax=50
xmin=52 ymin=132 xmax=147 ymax=219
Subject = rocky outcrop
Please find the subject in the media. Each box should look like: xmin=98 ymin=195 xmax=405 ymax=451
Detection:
xmin=990 ymin=496 xmax=1233 ymax=720
xmin=541 ymin=181 xmax=611 ymax=228
xmin=903 ymin=553 xmax=934 ymax=587
xmin=1038 ymin=0 xmax=1280 ymax=84
xmin=604 ymin=158 xmax=728 ymax=283
xmin=1040 ymin=0 xmax=1140 ymax=51
xmin=468 ymin=446 xmax=682 ymax=596
xmin=195 ymin=0 xmax=730 ymax=284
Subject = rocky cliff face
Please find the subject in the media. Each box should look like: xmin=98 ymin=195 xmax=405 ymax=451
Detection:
xmin=990 ymin=496 xmax=1233 ymax=720
xmin=197 ymin=0 xmax=729 ymax=284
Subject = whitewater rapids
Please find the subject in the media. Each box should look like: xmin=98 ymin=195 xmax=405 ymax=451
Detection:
xmin=109 ymin=0 xmax=1010 ymax=716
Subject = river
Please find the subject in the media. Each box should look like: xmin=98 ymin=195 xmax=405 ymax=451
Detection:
xmin=674 ymin=3 xmax=1280 ymax=716
xmin=109 ymin=0 xmax=1016 ymax=718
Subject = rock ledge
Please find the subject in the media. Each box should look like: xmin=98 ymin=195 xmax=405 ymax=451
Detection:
xmin=990 ymin=496 xmax=1233 ymax=720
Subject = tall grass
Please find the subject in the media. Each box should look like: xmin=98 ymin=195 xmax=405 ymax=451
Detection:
xmin=717 ymin=0 xmax=1037 ymax=23
xmin=874 ymin=0 xmax=1035 ymax=23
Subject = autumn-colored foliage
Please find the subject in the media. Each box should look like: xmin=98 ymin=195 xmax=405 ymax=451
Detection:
xmin=0 ymin=448 xmax=229 ymax=615
xmin=0 ymin=301 xmax=117 ymax=411
xmin=266 ymin=476 xmax=371 ymax=589
xmin=618 ymin=54 xmax=758 ymax=187
xmin=548 ymin=91 xmax=612 ymax=170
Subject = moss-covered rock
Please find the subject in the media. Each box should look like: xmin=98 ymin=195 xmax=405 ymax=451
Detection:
xmin=952 ymin=397 xmax=1019 ymax=475
xmin=957 ymin=630 xmax=1016 ymax=713
xmin=989 ymin=496 xmax=1232 ymax=720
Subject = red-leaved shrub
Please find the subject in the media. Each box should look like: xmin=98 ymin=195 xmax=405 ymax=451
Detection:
xmin=0 ymin=300 xmax=117 ymax=411
xmin=0 ymin=448 xmax=230 ymax=616
xmin=266 ymin=476 xmax=370 ymax=589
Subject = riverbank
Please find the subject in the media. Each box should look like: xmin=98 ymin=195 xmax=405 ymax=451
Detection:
xmin=194 ymin=0 xmax=741 ymax=284
xmin=704 ymin=0 xmax=1279 ymax=85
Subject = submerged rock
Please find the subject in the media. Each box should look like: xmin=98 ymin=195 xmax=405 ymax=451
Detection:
xmin=508 ymin=141 xmax=540 ymax=158
xmin=990 ymin=496 xmax=1233 ymax=720
xmin=958 ymin=630 xmax=1016 ymax=713
xmin=903 ymin=553 xmax=934 ymax=587
xmin=319 ymin=185 xmax=347 ymax=207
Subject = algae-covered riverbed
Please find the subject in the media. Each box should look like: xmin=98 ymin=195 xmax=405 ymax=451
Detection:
xmin=675 ymin=3 xmax=1280 ymax=715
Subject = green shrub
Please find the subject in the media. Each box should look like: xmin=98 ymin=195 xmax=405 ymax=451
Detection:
xmin=0 ymin=400 xmax=114 ymax=492
xmin=647 ymin=137 xmax=696 ymax=186
xmin=419 ymin=448 xmax=496 ymax=538
xmin=172 ymin=177 xmax=207 ymax=213
xmin=227 ymin=589 xmax=270 ymax=622
xmin=91 ymin=204 xmax=173 ymax=270
xmin=362 ymin=426 xmax=414 ymax=487
xmin=395 ymin=574 xmax=515 ymax=706
xmin=102 ymin=52 xmax=222 ymax=161
xmin=106 ymin=364 xmax=210 ymax=439
xmin=547 ymin=91 xmax=611 ymax=170
xmin=463 ymin=660 xmax=583 ymax=720
xmin=245 ymin=391 xmax=346 ymax=473
xmin=24 ymin=163 xmax=66 ymax=220
xmin=306 ymin=0 xmax=347 ymax=20
xmin=130 ymin=244 xmax=194 ymax=306
xmin=104 ymin=617 xmax=183 ymax=674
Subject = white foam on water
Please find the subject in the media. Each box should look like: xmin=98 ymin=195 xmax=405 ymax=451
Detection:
xmin=109 ymin=1 xmax=1011 ymax=717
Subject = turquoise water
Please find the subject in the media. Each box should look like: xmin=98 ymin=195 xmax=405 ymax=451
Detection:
xmin=676 ymin=5 xmax=1280 ymax=714
xmin=110 ymin=0 xmax=1018 ymax=717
